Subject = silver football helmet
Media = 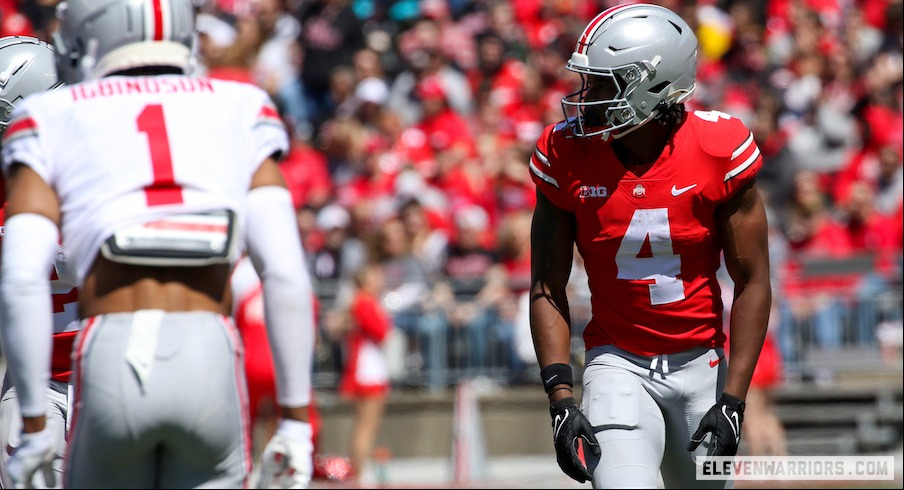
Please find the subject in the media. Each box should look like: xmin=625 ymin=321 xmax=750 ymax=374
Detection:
xmin=0 ymin=36 xmax=62 ymax=137
xmin=52 ymin=0 xmax=196 ymax=84
xmin=562 ymin=3 xmax=698 ymax=139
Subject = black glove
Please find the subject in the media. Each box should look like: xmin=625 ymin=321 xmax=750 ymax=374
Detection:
xmin=687 ymin=393 xmax=746 ymax=457
xmin=549 ymin=397 xmax=601 ymax=483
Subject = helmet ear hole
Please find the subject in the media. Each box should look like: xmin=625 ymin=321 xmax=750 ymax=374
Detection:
xmin=648 ymin=81 xmax=670 ymax=95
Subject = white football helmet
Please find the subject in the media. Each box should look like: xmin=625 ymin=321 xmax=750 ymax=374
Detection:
xmin=0 ymin=36 xmax=62 ymax=136
xmin=562 ymin=3 xmax=698 ymax=139
xmin=52 ymin=0 xmax=196 ymax=84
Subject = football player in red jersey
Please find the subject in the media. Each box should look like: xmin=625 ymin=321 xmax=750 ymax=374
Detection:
xmin=528 ymin=4 xmax=771 ymax=488
xmin=0 ymin=36 xmax=68 ymax=490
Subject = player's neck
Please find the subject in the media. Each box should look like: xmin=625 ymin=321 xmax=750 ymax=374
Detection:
xmin=612 ymin=116 xmax=679 ymax=170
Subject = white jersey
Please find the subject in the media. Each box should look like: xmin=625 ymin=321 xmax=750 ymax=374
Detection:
xmin=1 ymin=75 xmax=288 ymax=285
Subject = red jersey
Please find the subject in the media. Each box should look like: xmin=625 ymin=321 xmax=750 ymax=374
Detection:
xmin=529 ymin=111 xmax=763 ymax=355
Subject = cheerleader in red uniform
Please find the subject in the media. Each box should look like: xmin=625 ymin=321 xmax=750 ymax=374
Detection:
xmin=340 ymin=263 xmax=392 ymax=482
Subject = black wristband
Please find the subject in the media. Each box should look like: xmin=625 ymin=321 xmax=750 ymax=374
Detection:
xmin=719 ymin=393 xmax=746 ymax=415
xmin=540 ymin=363 xmax=574 ymax=393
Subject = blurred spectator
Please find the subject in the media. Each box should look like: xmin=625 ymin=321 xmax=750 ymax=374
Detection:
xmin=490 ymin=143 xmax=536 ymax=217
xmin=252 ymin=0 xmax=301 ymax=99
xmin=408 ymin=76 xmax=479 ymax=182
xmin=195 ymin=11 xmax=259 ymax=83
xmin=779 ymin=170 xmax=851 ymax=356
xmin=386 ymin=17 xmax=474 ymax=126
xmin=834 ymin=179 xmax=904 ymax=343
xmin=418 ymin=0 xmax=479 ymax=72
xmin=398 ymin=197 xmax=450 ymax=280
xmin=278 ymin=133 xmax=333 ymax=210
xmin=833 ymin=103 xmax=904 ymax=210
xmin=340 ymin=264 xmax=392 ymax=483
xmin=496 ymin=209 xmax=532 ymax=297
xmin=292 ymin=0 xmax=366 ymax=134
xmin=310 ymin=203 xmax=368 ymax=288
xmin=372 ymin=217 xmax=448 ymax=390
xmin=749 ymin=91 xmax=797 ymax=214
xmin=466 ymin=31 xmax=525 ymax=117
xmin=433 ymin=204 xmax=511 ymax=371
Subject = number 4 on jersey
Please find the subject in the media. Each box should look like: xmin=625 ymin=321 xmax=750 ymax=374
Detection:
xmin=614 ymin=208 xmax=685 ymax=305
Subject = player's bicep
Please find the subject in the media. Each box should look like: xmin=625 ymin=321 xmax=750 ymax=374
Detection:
xmin=717 ymin=180 xmax=769 ymax=286
xmin=249 ymin=157 xmax=288 ymax=191
xmin=531 ymin=189 xmax=575 ymax=295
xmin=3 ymin=163 xmax=60 ymax=225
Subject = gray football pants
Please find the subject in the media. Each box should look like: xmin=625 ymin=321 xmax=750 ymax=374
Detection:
xmin=581 ymin=345 xmax=732 ymax=489
xmin=64 ymin=310 xmax=252 ymax=489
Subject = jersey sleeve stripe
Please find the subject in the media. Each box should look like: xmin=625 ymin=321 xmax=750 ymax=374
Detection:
xmin=730 ymin=132 xmax=754 ymax=160
xmin=255 ymin=106 xmax=284 ymax=128
xmin=530 ymin=160 xmax=559 ymax=189
xmin=534 ymin=148 xmax=550 ymax=166
xmin=259 ymin=105 xmax=279 ymax=119
xmin=724 ymin=146 xmax=761 ymax=182
xmin=3 ymin=116 xmax=38 ymax=142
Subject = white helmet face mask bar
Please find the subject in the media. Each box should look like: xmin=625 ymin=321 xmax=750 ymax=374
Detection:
xmin=562 ymin=56 xmax=663 ymax=139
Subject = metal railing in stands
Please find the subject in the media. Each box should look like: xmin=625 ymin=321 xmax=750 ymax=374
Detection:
xmin=310 ymin=277 xmax=903 ymax=391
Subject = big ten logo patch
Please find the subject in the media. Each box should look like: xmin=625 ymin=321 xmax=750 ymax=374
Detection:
xmin=579 ymin=185 xmax=608 ymax=199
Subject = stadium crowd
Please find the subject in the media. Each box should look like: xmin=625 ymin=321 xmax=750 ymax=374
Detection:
xmin=5 ymin=0 xmax=903 ymax=390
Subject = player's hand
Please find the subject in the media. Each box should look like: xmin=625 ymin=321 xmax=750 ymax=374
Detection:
xmin=257 ymin=419 xmax=313 ymax=489
xmin=688 ymin=393 xmax=746 ymax=457
xmin=549 ymin=396 xmax=600 ymax=483
xmin=5 ymin=428 xmax=57 ymax=489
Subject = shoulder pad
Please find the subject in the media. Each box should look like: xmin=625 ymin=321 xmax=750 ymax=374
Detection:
xmin=691 ymin=110 xmax=753 ymax=159
xmin=552 ymin=118 xmax=572 ymax=133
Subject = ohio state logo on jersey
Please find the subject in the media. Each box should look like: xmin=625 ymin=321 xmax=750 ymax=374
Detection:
xmin=579 ymin=185 xmax=608 ymax=199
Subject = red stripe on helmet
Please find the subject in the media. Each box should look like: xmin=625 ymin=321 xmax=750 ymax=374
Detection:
xmin=577 ymin=4 xmax=634 ymax=54
xmin=153 ymin=0 xmax=164 ymax=41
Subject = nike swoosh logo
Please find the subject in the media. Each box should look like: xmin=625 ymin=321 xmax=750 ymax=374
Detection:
xmin=723 ymin=406 xmax=741 ymax=444
xmin=545 ymin=374 xmax=558 ymax=385
xmin=553 ymin=411 xmax=567 ymax=441
xmin=709 ymin=357 xmax=722 ymax=368
xmin=671 ymin=184 xmax=697 ymax=196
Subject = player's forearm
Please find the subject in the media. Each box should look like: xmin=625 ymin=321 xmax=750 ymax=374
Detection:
xmin=723 ymin=280 xmax=772 ymax=400
xmin=245 ymin=186 xmax=315 ymax=407
xmin=529 ymin=284 xmax=575 ymax=402
xmin=279 ymin=405 xmax=310 ymax=423
xmin=22 ymin=415 xmax=47 ymax=434
xmin=529 ymin=283 xmax=573 ymax=367
xmin=0 ymin=213 xmax=58 ymax=419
